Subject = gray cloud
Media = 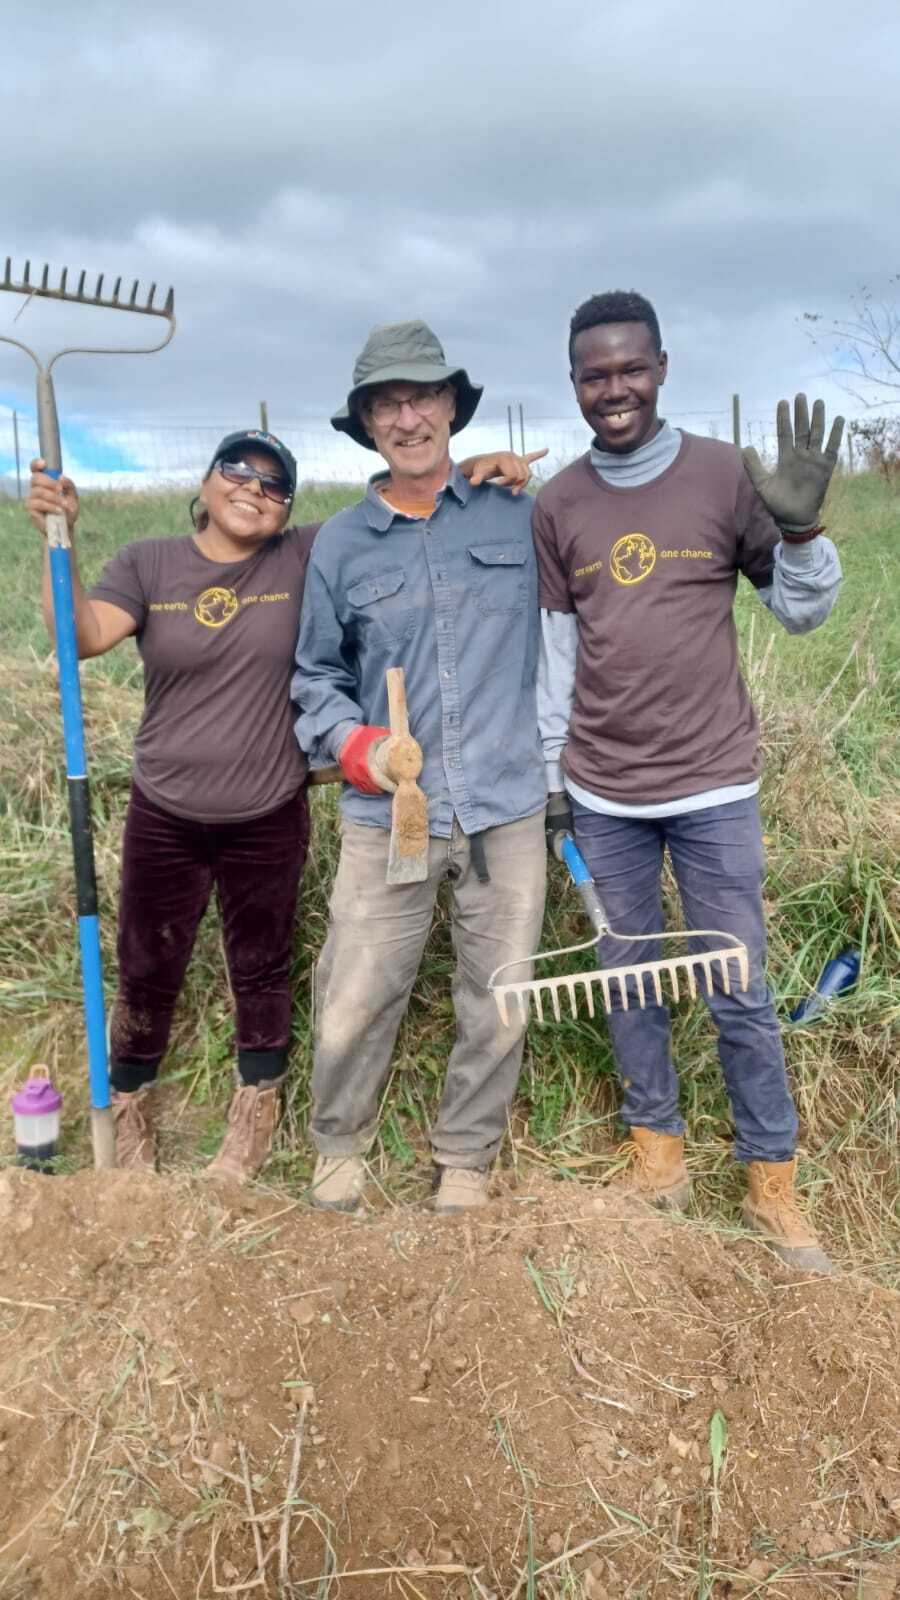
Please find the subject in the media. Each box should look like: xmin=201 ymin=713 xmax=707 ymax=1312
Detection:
xmin=1 ymin=0 xmax=898 ymax=451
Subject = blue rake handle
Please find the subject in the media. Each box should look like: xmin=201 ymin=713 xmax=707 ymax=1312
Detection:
xmin=558 ymin=833 xmax=611 ymax=937
xmin=41 ymin=402 xmax=114 ymax=1168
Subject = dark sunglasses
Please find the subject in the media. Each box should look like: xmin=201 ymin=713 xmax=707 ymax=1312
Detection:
xmin=216 ymin=457 xmax=293 ymax=505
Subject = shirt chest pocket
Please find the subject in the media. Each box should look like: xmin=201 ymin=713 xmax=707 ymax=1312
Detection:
xmin=467 ymin=541 xmax=529 ymax=617
xmin=346 ymin=568 xmax=416 ymax=645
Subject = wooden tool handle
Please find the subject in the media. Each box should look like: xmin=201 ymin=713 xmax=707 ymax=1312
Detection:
xmin=386 ymin=666 xmax=410 ymax=738
xmin=308 ymin=764 xmax=343 ymax=786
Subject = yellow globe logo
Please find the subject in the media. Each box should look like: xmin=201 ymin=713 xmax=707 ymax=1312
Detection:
xmin=194 ymin=586 xmax=239 ymax=628
xmin=610 ymin=532 xmax=656 ymax=586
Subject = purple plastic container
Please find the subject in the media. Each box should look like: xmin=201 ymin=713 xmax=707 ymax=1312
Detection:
xmin=11 ymin=1068 xmax=63 ymax=1171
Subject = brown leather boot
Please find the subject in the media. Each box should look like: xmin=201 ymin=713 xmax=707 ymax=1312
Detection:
xmin=111 ymin=1085 xmax=156 ymax=1171
xmin=205 ymin=1078 xmax=284 ymax=1185
xmin=743 ymin=1159 xmax=834 ymax=1274
xmin=608 ymin=1126 xmax=692 ymax=1211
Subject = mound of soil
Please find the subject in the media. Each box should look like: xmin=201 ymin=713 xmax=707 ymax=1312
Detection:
xmin=0 ymin=1169 xmax=898 ymax=1598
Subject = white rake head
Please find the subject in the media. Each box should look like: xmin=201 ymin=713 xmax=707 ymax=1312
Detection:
xmin=489 ymin=932 xmax=749 ymax=1027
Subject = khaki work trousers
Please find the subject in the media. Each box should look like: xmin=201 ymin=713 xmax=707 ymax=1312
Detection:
xmin=310 ymin=812 xmax=547 ymax=1168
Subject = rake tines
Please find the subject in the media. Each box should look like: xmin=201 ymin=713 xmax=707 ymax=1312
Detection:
xmin=491 ymin=942 xmax=750 ymax=1028
xmin=1 ymin=256 xmax=174 ymax=319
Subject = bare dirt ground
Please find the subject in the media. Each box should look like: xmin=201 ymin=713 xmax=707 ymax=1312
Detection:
xmin=1 ymin=1168 xmax=898 ymax=1599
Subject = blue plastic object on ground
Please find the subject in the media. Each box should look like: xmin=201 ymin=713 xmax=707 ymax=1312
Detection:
xmin=789 ymin=948 xmax=860 ymax=1023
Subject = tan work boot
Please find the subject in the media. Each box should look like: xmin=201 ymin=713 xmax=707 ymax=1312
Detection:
xmin=111 ymin=1085 xmax=156 ymax=1171
xmin=206 ymin=1078 xmax=284 ymax=1185
xmin=743 ymin=1159 xmax=834 ymax=1274
xmin=310 ymin=1154 xmax=365 ymax=1212
xmin=608 ymin=1126 xmax=692 ymax=1211
xmin=434 ymin=1166 xmax=490 ymax=1214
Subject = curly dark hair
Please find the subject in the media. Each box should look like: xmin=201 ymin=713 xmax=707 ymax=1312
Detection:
xmin=568 ymin=291 xmax=662 ymax=365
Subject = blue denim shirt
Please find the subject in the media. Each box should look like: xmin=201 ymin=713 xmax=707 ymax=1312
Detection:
xmin=292 ymin=465 xmax=545 ymax=836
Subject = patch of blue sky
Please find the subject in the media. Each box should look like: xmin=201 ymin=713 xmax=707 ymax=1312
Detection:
xmin=0 ymin=399 xmax=146 ymax=484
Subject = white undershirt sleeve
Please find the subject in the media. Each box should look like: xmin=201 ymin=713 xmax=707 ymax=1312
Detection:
xmin=538 ymin=609 xmax=578 ymax=792
xmin=755 ymin=536 xmax=843 ymax=634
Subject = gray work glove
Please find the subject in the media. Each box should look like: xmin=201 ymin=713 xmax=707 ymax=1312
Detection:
xmin=742 ymin=394 xmax=844 ymax=528
xmin=545 ymin=791 xmax=574 ymax=861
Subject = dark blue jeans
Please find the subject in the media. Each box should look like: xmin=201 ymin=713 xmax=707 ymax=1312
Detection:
xmin=571 ymin=795 xmax=797 ymax=1163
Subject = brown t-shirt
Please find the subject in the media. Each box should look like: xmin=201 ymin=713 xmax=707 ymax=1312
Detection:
xmin=90 ymin=525 xmax=318 ymax=821
xmin=533 ymin=433 xmax=780 ymax=805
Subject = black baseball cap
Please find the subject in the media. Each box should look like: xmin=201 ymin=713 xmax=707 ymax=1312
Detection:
xmin=207 ymin=429 xmax=297 ymax=497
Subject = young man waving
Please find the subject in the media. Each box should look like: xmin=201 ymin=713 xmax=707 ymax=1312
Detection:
xmin=534 ymin=290 xmax=844 ymax=1273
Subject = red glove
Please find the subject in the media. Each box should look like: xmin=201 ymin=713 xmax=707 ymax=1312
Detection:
xmin=338 ymin=725 xmax=391 ymax=795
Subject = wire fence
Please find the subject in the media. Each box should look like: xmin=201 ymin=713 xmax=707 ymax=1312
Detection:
xmin=0 ymin=403 xmax=846 ymax=497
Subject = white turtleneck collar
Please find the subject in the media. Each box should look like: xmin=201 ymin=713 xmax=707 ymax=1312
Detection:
xmin=590 ymin=420 xmax=682 ymax=488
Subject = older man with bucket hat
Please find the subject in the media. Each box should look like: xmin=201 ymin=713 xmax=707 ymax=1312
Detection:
xmin=293 ymin=320 xmax=547 ymax=1213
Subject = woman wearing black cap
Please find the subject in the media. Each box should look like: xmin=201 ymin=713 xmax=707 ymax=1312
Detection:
xmin=27 ymin=431 xmax=535 ymax=1183
xmin=28 ymin=431 xmax=316 ymax=1181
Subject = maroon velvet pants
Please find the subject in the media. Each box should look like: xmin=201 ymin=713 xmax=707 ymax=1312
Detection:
xmin=109 ymin=783 xmax=310 ymax=1091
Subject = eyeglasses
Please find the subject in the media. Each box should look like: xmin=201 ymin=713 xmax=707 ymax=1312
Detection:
xmin=216 ymin=458 xmax=293 ymax=504
xmin=366 ymin=384 xmax=449 ymax=426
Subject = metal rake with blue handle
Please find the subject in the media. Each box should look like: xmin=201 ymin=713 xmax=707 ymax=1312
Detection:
xmin=489 ymin=832 xmax=749 ymax=1026
xmin=0 ymin=258 xmax=175 ymax=1167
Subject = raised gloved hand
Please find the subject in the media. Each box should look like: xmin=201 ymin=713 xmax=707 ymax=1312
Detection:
xmin=742 ymin=395 xmax=844 ymax=529
xmin=545 ymin=791 xmax=574 ymax=861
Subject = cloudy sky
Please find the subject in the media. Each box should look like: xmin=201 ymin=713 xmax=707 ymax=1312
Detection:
xmin=1 ymin=0 xmax=898 ymax=479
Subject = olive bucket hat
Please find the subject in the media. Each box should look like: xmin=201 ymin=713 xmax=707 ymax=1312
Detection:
xmin=331 ymin=319 xmax=484 ymax=450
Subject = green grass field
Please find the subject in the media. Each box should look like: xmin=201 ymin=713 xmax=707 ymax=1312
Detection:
xmin=0 ymin=472 xmax=897 ymax=1282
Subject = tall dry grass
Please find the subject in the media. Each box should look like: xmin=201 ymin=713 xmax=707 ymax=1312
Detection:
xmin=0 ymin=473 xmax=897 ymax=1282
